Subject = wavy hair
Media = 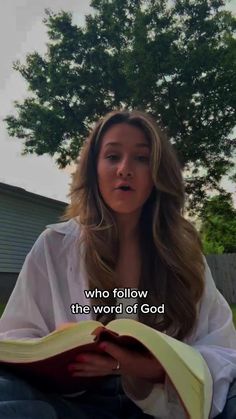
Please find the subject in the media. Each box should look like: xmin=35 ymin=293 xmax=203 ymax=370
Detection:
xmin=61 ymin=110 xmax=205 ymax=340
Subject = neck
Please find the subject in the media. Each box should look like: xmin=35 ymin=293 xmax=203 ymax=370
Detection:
xmin=115 ymin=211 xmax=141 ymax=243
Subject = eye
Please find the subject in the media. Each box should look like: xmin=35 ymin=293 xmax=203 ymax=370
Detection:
xmin=106 ymin=155 xmax=119 ymax=161
xmin=105 ymin=155 xmax=149 ymax=162
xmin=136 ymin=156 xmax=150 ymax=162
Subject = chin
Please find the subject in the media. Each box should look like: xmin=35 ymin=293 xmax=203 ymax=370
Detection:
xmin=111 ymin=206 xmax=142 ymax=215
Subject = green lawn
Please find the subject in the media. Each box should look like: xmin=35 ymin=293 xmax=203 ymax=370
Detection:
xmin=0 ymin=304 xmax=5 ymax=317
xmin=231 ymin=304 xmax=236 ymax=326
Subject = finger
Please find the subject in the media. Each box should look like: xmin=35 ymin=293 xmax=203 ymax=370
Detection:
xmin=71 ymin=370 xmax=110 ymax=377
xmin=68 ymin=353 xmax=118 ymax=374
xmin=98 ymin=342 xmax=127 ymax=365
xmin=98 ymin=342 xmax=162 ymax=379
xmin=68 ymin=362 xmax=112 ymax=373
xmin=68 ymin=362 xmax=118 ymax=377
xmin=75 ymin=353 xmax=115 ymax=368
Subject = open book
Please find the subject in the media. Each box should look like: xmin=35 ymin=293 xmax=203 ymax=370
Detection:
xmin=0 ymin=319 xmax=212 ymax=419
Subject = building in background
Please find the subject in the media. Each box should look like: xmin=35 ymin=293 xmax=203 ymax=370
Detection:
xmin=0 ymin=182 xmax=67 ymax=303
xmin=1 ymin=182 xmax=235 ymax=306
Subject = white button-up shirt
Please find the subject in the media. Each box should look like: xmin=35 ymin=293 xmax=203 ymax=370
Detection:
xmin=0 ymin=218 xmax=236 ymax=418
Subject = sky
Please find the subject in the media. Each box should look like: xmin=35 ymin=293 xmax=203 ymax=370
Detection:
xmin=0 ymin=0 xmax=235 ymax=205
xmin=0 ymin=0 xmax=92 ymax=203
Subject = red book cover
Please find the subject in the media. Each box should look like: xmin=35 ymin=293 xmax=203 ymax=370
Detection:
xmin=0 ymin=327 xmax=147 ymax=395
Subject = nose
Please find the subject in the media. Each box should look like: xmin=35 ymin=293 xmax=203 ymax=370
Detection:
xmin=117 ymin=158 xmax=133 ymax=179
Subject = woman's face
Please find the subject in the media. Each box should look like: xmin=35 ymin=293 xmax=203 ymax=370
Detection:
xmin=97 ymin=123 xmax=154 ymax=215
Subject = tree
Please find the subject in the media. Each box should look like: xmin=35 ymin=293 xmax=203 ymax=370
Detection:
xmin=4 ymin=0 xmax=236 ymax=215
xmin=199 ymin=192 xmax=236 ymax=254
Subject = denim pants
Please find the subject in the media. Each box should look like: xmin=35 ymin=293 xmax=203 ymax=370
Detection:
xmin=0 ymin=367 xmax=154 ymax=419
xmin=216 ymin=379 xmax=236 ymax=419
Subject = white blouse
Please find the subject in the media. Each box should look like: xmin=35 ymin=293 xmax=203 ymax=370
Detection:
xmin=0 ymin=218 xmax=236 ymax=418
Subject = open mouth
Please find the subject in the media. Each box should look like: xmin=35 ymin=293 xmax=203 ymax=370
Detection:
xmin=119 ymin=186 xmax=131 ymax=191
xmin=116 ymin=186 xmax=133 ymax=192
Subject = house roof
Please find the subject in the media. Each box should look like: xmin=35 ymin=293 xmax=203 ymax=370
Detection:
xmin=0 ymin=182 xmax=68 ymax=209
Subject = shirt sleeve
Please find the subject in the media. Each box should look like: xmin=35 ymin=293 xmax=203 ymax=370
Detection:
xmin=122 ymin=375 xmax=186 ymax=418
xmin=122 ymin=256 xmax=236 ymax=419
xmin=191 ymin=258 xmax=236 ymax=417
xmin=0 ymin=230 xmax=55 ymax=340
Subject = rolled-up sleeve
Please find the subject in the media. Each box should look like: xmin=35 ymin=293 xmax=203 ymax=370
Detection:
xmin=192 ymin=259 xmax=236 ymax=417
xmin=122 ymin=257 xmax=236 ymax=418
xmin=122 ymin=375 xmax=186 ymax=418
xmin=0 ymin=230 xmax=54 ymax=340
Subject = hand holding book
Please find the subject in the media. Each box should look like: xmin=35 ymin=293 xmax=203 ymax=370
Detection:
xmin=0 ymin=319 xmax=212 ymax=418
xmin=68 ymin=340 xmax=166 ymax=383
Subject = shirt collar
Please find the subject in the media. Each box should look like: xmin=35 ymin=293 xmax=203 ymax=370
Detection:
xmin=46 ymin=218 xmax=80 ymax=237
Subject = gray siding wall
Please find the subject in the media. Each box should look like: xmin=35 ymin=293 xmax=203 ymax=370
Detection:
xmin=0 ymin=273 xmax=18 ymax=304
xmin=0 ymin=189 xmax=67 ymax=273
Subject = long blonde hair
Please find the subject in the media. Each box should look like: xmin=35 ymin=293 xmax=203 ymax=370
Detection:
xmin=61 ymin=110 xmax=205 ymax=340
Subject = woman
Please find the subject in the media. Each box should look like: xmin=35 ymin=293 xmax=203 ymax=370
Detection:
xmin=0 ymin=110 xmax=235 ymax=418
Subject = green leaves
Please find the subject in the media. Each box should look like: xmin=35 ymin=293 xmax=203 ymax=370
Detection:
xmin=4 ymin=0 xmax=236 ymax=215
xmin=199 ymin=193 xmax=236 ymax=254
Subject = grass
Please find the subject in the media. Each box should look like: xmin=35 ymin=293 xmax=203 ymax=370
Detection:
xmin=0 ymin=304 xmax=5 ymax=317
xmin=231 ymin=304 xmax=236 ymax=326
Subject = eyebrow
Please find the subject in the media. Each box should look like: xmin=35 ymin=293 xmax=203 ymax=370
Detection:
xmin=104 ymin=142 xmax=150 ymax=148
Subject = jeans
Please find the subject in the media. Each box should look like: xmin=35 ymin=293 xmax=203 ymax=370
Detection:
xmin=216 ymin=379 xmax=236 ymax=419
xmin=0 ymin=367 xmax=153 ymax=418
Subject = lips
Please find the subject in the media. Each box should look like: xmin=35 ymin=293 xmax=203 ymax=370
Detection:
xmin=115 ymin=184 xmax=134 ymax=191
xmin=116 ymin=188 xmax=133 ymax=193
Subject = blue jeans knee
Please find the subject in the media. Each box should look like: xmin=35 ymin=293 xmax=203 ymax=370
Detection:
xmin=0 ymin=367 xmax=57 ymax=419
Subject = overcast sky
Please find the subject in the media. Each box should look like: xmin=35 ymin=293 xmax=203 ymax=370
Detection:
xmin=0 ymin=0 xmax=235 ymax=205
xmin=0 ymin=0 xmax=92 ymax=203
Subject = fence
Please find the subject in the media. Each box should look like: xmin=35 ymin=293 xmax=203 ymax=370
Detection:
xmin=206 ymin=254 xmax=236 ymax=304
